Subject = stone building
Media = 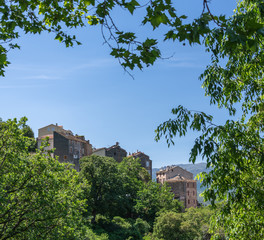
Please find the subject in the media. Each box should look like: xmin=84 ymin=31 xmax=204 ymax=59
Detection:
xmin=38 ymin=124 xmax=92 ymax=171
xmin=92 ymin=142 xmax=127 ymax=163
xmin=128 ymin=151 xmax=152 ymax=177
xmin=156 ymin=166 xmax=197 ymax=208
xmin=93 ymin=145 xmax=153 ymax=177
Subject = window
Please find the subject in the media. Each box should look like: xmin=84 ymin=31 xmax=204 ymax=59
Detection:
xmin=47 ymin=127 xmax=50 ymax=131
xmin=146 ymin=161 xmax=149 ymax=167
xmin=193 ymin=200 xmax=195 ymax=204
xmin=193 ymin=191 xmax=195 ymax=196
xmin=188 ymin=200 xmax=190 ymax=204
xmin=187 ymin=183 xmax=189 ymax=187
xmin=70 ymin=147 xmax=73 ymax=154
xmin=193 ymin=182 xmax=195 ymax=188
xmin=187 ymin=191 xmax=189 ymax=196
xmin=52 ymin=127 xmax=55 ymax=131
xmin=64 ymin=155 xmax=67 ymax=160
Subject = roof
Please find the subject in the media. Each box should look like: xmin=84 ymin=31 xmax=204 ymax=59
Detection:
xmin=128 ymin=151 xmax=149 ymax=158
xmin=166 ymin=174 xmax=196 ymax=183
xmin=55 ymin=131 xmax=88 ymax=143
xmin=39 ymin=134 xmax=54 ymax=139
xmin=156 ymin=165 xmax=189 ymax=174
xmin=38 ymin=124 xmax=57 ymax=130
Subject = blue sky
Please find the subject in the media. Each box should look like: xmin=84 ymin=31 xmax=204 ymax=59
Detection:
xmin=0 ymin=0 xmax=237 ymax=168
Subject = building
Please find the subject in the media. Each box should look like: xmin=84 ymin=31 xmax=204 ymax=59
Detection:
xmin=38 ymin=124 xmax=92 ymax=171
xmin=156 ymin=166 xmax=197 ymax=208
xmin=128 ymin=151 xmax=152 ymax=177
xmin=92 ymin=142 xmax=127 ymax=163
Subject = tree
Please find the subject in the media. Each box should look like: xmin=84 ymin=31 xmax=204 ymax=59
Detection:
xmin=21 ymin=124 xmax=37 ymax=152
xmin=0 ymin=0 xmax=224 ymax=76
xmin=79 ymin=155 xmax=125 ymax=223
xmin=154 ymin=1 xmax=264 ymax=238
xmin=79 ymin=155 xmax=152 ymax=223
xmin=134 ymin=181 xmax=183 ymax=226
xmin=117 ymin=157 xmax=150 ymax=218
xmin=2 ymin=0 xmax=264 ymax=237
xmin=152 ymin=207 xmax=224 ymax=240
xmin=152 ymin=211 xmax=183 ymax=240
xmin=0 ymin=117 xmax=91 ymax=239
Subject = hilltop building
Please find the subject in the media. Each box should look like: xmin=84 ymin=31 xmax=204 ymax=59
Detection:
xmin=92 ymin=142 xmax=127 ymax=163
xmin=128 ymin=151 xmax=152 ymax=177
xmin=156 ymin=166 xmax=197 ymax=208
xmin=38 ymin=124 xmax=92 ymax=171
xmin=93 ymin=144 xmax=152 ymax=177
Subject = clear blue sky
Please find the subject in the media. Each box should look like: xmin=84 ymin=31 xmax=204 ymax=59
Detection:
xmin=0 ymin=0 xmax=237 ymax=168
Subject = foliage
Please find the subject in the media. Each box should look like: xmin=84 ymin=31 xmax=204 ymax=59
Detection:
xmin=117 ymin=157 xmax=150 ymax=218
xmin=152 ymin=211 xmax=183 ymax=240
xmin=0 ymin=117 xmax=91 ymax=239
xmin=2 ymin=0 xmax=263 ymax=238
xmin=0 ymin=0 xmax=228 ymax=76
xmin=93 ymin=215 xmax=150 ymax=240
xmin=79 ymin=155 xmax=124 ymax=223
xmin=79 ymin=155 xmax=154 ymax=223
xmin=21 ymin=124 xmax=37 ymax=152
xmin=155 ymin=1 xmax=264 ymax=239
xmin=135 ymin=181 xmax=183 ymax=226
xmin=152 ymin=207 xmax=223 ymax=240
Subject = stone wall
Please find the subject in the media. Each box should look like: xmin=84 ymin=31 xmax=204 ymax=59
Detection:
xmin=54 ymin=131 xmax=70 ymax=165
xmin=106 ymin=146 xmax=127 ymax=163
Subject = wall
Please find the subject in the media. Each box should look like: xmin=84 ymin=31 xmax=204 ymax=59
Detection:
xmin=38 ymin=124 xmax=64 ymax=138
xmin=156 ymin=166 xmax=193 ymax=183
xmin=93 ymin=148 xmax=106 ymax=157
xmin=106 ymin=146 xmax=127 ymax=163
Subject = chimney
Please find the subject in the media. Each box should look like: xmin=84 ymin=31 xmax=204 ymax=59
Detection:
xmin=56 ymin=123 xmax=58 ymax=126
xmin=116 ymin=142 xmax=119 ymax=146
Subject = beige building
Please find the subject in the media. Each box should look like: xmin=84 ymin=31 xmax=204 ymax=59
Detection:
xmin=156 ymin=166 xmax=197 ymax=208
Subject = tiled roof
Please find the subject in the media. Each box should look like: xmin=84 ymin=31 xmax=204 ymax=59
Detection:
xmin=167 ymin=174 xmax=196 ymax=183
xmin=39 ymin=134 xmax=54 ymax=139
xmin=157 ymin=165 xmax=186 ymax=174
xmin=128 ymin=151 xmax=149 ymax=157
xmin=56 ymin=132 xmax=88 ymax=143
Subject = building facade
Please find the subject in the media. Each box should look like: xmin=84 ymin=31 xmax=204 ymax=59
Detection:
xmin=92 ymin=142 xmax=127 ymax=163
xmin=128 ymin=151 xmax=152 ymax=177
xmin=38 ymin=124 xmax=92 ymax=171
xmin=156 ymin=166 xmax=197 ymax=208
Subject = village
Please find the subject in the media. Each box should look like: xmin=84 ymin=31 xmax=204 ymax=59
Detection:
xmin=38 ymin=123 xmax=198 ymax=209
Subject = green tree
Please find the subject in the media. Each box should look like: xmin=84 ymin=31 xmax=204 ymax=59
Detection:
xmin=79 ymin=155 xmax=125 ymax=223
xmin=152 ymin=211 xmax=183 ymax=240
xmin=135 ymin=181 xmax=183 ymax=227
xmin=154 ymin=1 xmax=264 ymax=238
xmin=0 ymin=117 xmax=92 ymax=239
xmin=21 ymin=124 xmax=37 ymax=152
xmin=118 ymin=157 xmax=150 ymax=218
xmin=152 ymin=207 xmax=223 ymax=240
xmin=2 ymin=0 xmax=264 ymax=238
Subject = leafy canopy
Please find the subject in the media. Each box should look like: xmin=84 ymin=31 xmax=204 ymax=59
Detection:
xmin=155 ymin=0 xmax=264 ymax=239
xmin=0 ymin=117 xmax=90 ymax=239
